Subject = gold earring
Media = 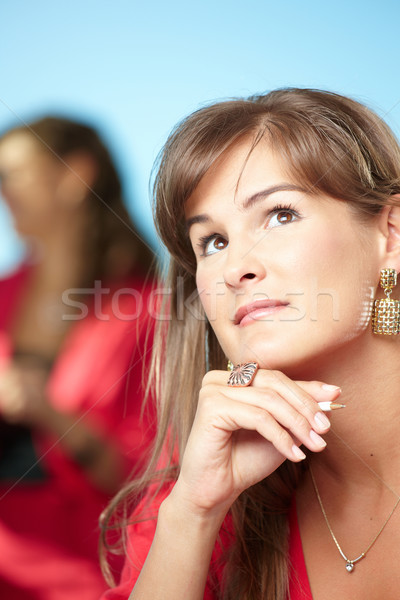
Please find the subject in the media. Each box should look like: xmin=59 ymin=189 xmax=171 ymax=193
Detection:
xmin=227 ymin=360 xmax=234 ymax=371
xmin=372 ymin=268 xmax=400 ymax=335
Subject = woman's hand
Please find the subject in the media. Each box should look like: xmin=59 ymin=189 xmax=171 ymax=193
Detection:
xmin=0 ymin=362 xmax=124 ymax=493
xmin=171 ymin=368 xmax=341 ymax=519
xmin=0 ymin=363 xmax=54 ymax=427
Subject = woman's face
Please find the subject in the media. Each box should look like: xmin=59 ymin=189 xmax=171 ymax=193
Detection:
xmin=185 ymin=137 xmax=381 ymax=375
xmin=0 ymin=132 xmax=68 ymax=237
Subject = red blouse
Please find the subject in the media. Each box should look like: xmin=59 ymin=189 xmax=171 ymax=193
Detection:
xmin=101 ymin=482 xmax=313 ymax=600
xmin=0 ymin=264 xmax=156 ymax=600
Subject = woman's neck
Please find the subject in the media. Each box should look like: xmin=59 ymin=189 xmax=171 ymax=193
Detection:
xmin=303 ymin=334 xmax=400 ymax=495
xmin=31 ymin=210 xmax=91 ymax=288
xmin=12 ymin=215 xmax=91 ymax=359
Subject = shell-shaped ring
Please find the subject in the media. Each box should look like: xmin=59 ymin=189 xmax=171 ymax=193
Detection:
xmin=227 ymin=362 xmax=259 ymax=387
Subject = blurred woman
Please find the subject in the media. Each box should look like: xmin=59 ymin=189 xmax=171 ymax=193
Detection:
xmin=0 ymin=117 xmax=156 ymax=599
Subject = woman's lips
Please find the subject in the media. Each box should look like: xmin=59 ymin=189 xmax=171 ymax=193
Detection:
xmin=234 ymin=299 xmax=289 ymax=327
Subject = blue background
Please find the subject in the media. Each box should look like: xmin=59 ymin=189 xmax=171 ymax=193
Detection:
xmin=1 ymin=0 xmax=400 ymax=273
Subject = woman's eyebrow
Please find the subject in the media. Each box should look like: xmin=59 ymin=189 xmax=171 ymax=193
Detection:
xmin=185 ymin=184 xmax=305 ymax=232
xmin=186 ymin=213 xmax=210 ymax=232
xmin=242 ymin=183 xmax=306 ymax=210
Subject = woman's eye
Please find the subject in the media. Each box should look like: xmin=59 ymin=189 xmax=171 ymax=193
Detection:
xmin=268 ymin=208 xmax=298 ymax=228
xmin=201 ymin=235 xmax=228 ymax=256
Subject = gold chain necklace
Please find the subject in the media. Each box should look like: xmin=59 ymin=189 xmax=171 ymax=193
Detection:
xmin=309 ymin=465 xmax=400 ymax=573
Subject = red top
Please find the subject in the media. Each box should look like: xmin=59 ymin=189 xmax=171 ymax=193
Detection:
xmin=101 ymin=482 xmax=313 ymax=600
xmin=0 ymin=264 xmax=156 ymax=600
xmin=288 ymin=498 xmax=313 ymax=599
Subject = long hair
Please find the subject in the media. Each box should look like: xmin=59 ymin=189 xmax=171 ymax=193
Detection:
xmin=102 ymin=88 xmax=400 ymax=598
xmin=1 ymin=116 xmax=154 ymax=282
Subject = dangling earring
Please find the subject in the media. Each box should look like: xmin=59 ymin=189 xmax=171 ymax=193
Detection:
xmin=372 ymin=268 xmax=400 ymax=335
xmin=227 ymin=360 xmax=234 ymax=371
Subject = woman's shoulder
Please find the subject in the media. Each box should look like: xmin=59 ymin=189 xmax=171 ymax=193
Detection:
xmin=0 ymin=261 xmax=32 ymax=291
xmin=0 ymin=262 xmax=32 ymax=330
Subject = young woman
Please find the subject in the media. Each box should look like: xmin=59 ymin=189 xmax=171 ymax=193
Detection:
xmin=0 ymin=117 xmax=156 ymax=599
xmin=102 ymin=88 xmax=400 ymax=599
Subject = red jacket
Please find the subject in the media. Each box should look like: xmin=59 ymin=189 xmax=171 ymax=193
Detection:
xmin=0 ymin=264 xmax=156 ymax=600
xmin=101 ymin=481 xmax=312 ymax=599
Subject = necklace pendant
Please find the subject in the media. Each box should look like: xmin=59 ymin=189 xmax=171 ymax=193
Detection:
xmin=345 ymin=561 xmax=354 ymax=573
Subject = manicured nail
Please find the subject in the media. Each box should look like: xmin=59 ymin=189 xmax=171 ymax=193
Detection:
xmin=292 ymin=445 xmax=306 ymax=460
xmin=314 ymin=411 xmax=331 ymax=429
xmin=322 ymin=384 xmax=341 ymax=393
xmin=309 ymin=430 xmax=327 ymax=448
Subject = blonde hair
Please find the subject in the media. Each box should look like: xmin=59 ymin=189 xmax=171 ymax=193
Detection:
xmin=102 ymin=88 xmax=400 ymax=598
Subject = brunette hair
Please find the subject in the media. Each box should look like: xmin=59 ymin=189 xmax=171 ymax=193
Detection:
xmin=102 ymin=88 xmax=400 ymax=598
xmin=0 ymin=116 xmax=154 ymax=281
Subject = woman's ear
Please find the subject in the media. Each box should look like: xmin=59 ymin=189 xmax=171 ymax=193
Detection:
xmin=55 ymin=152 xmax=98 ymax=208
xmin=378 ymin=198 xmax=400 ymax=270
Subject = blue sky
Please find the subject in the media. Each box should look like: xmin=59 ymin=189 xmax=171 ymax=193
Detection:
xmin=1 ymin=0 xmax=400 ymax=273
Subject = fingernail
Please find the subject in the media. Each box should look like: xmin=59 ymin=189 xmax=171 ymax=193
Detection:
xmin=292 ymin=445 xmax=306 ymax=460
xmin=314 ymin=412 xmax=331 ymax=429
xmin=322 ymin=384 xmax=341 ymax=393
xmin=309 ymin=430 xmax=327 ymax=448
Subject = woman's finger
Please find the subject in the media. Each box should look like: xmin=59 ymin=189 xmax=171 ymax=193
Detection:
xmin=203 ymin=369 xmax=341 ymax=432
xmin=218 ymin=386 xmax=327 ymax=453
xmin=197 ymin=393 xmax=308 ymax=463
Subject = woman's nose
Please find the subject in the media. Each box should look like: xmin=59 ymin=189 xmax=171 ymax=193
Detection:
xmin=223 ymin=242 xmax=266 ymax=290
